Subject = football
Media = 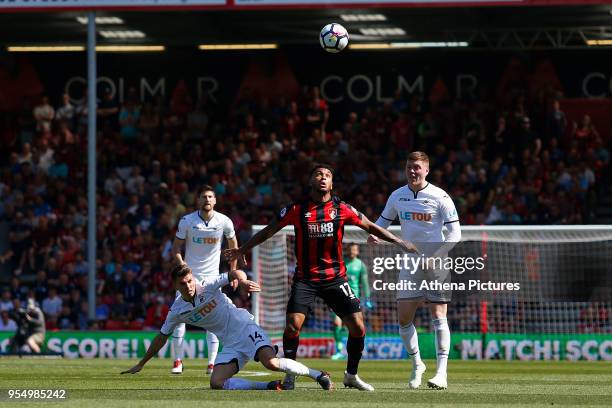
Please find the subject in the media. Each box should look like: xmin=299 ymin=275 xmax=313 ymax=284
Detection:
xmin=319 ymin=23 xmax=349 ymax=53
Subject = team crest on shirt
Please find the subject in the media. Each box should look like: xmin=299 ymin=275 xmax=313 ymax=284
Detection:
xmin=328 ymin=208 xmax=337 ymax=220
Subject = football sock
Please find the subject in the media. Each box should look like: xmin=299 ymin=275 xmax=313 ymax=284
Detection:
xmin=207 ymin=331 xmax=220 ymax=365
xmin=432 ymin=318 xmax=450 ymax=375
xmin=346 ymin=335 xmax=364 ymax=375
xmin=333 ymin=326 xmax=344 ymax=353
xmin=223 ymin=378 xmax=269 ymax=390
xmin=172 ymin=324 xmax=185 ymax=361
xmin=399 ymin=323 xmax=423 ymax=366
xmin=283 ymin=332 xmax=299 ymax=360
xmin=278 ymin=358 xmax=321 ymax=380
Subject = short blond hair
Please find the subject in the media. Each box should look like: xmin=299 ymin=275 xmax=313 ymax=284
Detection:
xmin=407 ymin=151 xmax=429 ymax=165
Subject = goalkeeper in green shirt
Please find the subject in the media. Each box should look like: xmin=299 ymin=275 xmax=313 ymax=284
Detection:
xmin=331 ymin=243 xmax=373 ymax=360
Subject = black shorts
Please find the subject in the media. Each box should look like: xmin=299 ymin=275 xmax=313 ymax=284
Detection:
xmin=287 ymin=277 xmax=361 ymax=318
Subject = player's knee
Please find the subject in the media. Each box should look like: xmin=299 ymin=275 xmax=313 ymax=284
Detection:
xmin=398 ymin=316 xmax=414 ymax=327
xmin=397 ymin=307 xmax=417 ymax=327
xmin=350 ymin=328 xmax=365 ymax=337
xmin=210 ymin=376 xmax=225 ymax=390
xmin=431 ymin=308 xmax=447 ymax=320
xmin=344 ymin=315 xmax=365 ymax=337
xmin=432 ymin=312 xmax=446 ymax=320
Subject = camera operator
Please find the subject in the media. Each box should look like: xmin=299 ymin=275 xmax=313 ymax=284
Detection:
xmin=9 ymin=299 xmax=45 ymax=353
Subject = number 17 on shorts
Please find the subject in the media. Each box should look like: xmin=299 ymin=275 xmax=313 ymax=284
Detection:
xmin=339 ymin=282 xmax=356 ymax=299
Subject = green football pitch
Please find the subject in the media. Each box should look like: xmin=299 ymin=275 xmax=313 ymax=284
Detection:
xmin=0 ymin=358 xmax=610 ymax=407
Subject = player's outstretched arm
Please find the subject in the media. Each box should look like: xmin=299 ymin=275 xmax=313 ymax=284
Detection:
xmin=224 ymin=219 xmax=284 ymax=263
xmin=358 ymin=216 xmax=418 ymax=254
xmin=121 ymin=333 xmax=169 ymax=374
xmin=367 ymin=195 xmax=396 ymax=244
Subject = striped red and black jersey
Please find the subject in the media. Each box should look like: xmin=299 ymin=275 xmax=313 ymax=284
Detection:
xmin=276 ymin=196 xmax=363 ymax=283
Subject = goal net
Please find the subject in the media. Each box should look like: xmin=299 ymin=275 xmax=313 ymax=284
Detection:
xmin=251 ymin=225 xmax=612 ymax=340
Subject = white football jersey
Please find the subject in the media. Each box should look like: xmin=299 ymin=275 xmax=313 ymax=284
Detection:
xmin=377 ymin=183 xmax=459 ymax=251
xmin=175 ymin=211 xmax=235 ymax=280
xmin=160 ymin=273 xmax=255 ymax=343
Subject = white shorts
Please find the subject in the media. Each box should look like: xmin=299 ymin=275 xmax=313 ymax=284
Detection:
xmin=215 ymin=324 xmax=273 ymax=370
xmin=396 ymin=266 xmax=452 ymax=303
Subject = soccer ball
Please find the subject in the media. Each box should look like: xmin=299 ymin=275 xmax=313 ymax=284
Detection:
xmin=319 ymin=23 xmax=349 ymax=53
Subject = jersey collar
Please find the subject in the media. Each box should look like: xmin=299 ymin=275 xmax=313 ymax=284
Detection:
xmin=178 ymin=293 xmax=196 ymax=307
xmin=198 ymin=210 xmax=215 ymax=226
xmin=309 ymin=197 xmax=333 ymax=205
xmin=407 ymin=182 xmax=429 ymax=199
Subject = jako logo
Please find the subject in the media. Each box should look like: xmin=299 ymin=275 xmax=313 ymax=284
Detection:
xmin=192 ymin=237 xmax=219 ymax=244
xmin=400 ymin=212 xmax=432 ymax=222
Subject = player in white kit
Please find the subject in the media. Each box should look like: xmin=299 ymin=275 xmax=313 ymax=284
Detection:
xmin=170 ymin=185 xmax=238 ymax=374
xmin=370 ymin=151 xmax=461 ymax=390
xmin=122 ymin=256 xmax=333 ymax=391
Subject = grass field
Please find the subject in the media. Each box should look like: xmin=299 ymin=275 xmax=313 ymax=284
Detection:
xmin=0 ymin=358 xmax=610 ymax=407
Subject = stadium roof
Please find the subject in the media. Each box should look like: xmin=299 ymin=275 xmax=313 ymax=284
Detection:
xmin=1 ymin=5 xmax=612 ymax=50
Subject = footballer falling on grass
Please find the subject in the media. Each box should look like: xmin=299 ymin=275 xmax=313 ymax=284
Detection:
xmin=320 ymin=23 xmax=349 ymax=53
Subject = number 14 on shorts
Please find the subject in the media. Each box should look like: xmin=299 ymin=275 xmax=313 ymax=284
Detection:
xmin=339 ymin=282 xmax=356 ymax=299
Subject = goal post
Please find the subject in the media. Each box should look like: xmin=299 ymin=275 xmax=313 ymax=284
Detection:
xmin=250 ymin=225 xmax=612 ymax=360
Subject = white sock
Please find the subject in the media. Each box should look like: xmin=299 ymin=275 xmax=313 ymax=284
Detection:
xmin=399 ymin=323 xmax=423 ymax=367
xmin=223 ymin=378 xmax=269 ymax=390
xmin=432 ymin=318 xmax=450 ymax=376
xmin=207 ymin=331 xmax=219 ymax=365
xmin=172 ymin=324 xmax=186 ymax=361
xmin=278 ymin=358 xmax=321 ymax=380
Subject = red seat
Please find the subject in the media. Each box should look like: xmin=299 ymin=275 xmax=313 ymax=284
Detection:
xmin=128 ymin=321 xmax=144 ymax=330
xmin=104 ymin=320 xmax=127 ymax=330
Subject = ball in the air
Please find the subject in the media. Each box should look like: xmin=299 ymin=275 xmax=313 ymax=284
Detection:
xmin=319 ymin=23 xmax=349 ymax=53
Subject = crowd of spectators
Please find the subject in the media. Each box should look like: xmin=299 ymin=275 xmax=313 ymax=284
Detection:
xmin=0 ymin=80 xmax=609 ymax=333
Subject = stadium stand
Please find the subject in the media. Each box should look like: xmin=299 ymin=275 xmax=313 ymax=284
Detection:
xmin=0 ymin=82 xmax=609 ymax=331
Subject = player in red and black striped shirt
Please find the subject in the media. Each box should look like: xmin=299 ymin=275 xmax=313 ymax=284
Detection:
xmin=278 ymin=195 xmax=365 ymax=283
xmin=225 ymin=164 xmax=417 ymax=391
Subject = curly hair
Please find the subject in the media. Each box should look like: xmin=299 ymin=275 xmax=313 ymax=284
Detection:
xmin=309 ymin=163 xmax=335 ymax=178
